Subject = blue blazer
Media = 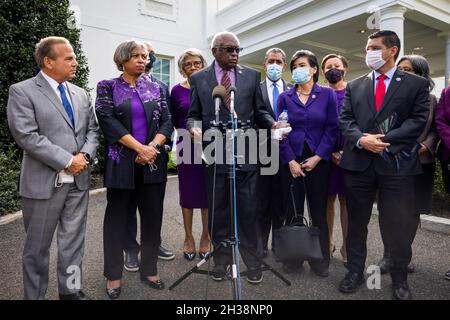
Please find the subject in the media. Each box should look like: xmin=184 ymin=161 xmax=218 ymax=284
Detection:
xmin=277 ymin=83 xmax=339 ymax=165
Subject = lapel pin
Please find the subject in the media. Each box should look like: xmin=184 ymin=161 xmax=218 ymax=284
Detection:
xmin=396 ymin=77 xmax=401 ymax=82
xmin=238 ymin=70 xmax=243 ymax=74
xmin=312 ymin=94 xmax=316 ymax=99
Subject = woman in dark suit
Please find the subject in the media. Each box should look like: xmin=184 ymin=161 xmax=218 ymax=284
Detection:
xmin=277 ymin=50 xmax=339 ymax=276
xmin=95 ymin=40 xmax=173 ymax=299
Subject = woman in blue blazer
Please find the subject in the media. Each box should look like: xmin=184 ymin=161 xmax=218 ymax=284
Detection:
xmin=277 ymin=50 xmax=339 ymax=276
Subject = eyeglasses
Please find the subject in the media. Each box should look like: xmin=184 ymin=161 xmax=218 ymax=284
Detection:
xmin=218 ymin=46 xmax=243 ymax=54
xmin=183 ymin=61 xmax=203 ymax=68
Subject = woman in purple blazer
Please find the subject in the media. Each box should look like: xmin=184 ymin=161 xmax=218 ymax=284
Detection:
xmin=277 ymin=50 xmax=339 ymax=276
xmin=435 ymin=82 xmax=450 ymax=282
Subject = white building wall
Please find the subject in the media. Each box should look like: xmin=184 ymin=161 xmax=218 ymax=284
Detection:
xmin=69 ymin=0 xmax=210 ymax=94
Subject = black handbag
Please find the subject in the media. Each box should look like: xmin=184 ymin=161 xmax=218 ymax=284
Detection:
xmin=273 ymin=179 xmax=324 ymax=262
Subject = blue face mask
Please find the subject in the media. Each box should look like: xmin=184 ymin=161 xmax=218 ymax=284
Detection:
xmin=266 ymin=63 xmax=283 ymax=82
xmin=292 ymin=67 xmax=311 ymax=84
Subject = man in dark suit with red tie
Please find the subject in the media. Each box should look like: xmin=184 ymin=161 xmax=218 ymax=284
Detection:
xmin=339 ymin=30 xmax=429 ymax=300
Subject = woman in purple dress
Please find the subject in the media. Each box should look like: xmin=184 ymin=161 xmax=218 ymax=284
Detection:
xmin=171 ymin=48 xmax=210 ymax=261
xmin=321 ymin=54 xmax=349 ymax=265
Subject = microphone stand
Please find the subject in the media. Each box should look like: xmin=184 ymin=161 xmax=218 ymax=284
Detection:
xmin=169 ymin=87 xmax=290 ymax=299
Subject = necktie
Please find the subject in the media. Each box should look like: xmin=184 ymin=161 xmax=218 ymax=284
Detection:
xmin=375 ymin=74 xmax=387 ymax=112
xmin=272 ymin=82 xmax=279 ymax=114
xmin=221 ymin=70 xmax=231 ymax=109
xmin=57 ymin=84 xmax=74 ymax=127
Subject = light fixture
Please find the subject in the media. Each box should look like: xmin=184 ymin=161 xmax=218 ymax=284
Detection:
xmin=359 ymin=29 xmax=367 ymax=33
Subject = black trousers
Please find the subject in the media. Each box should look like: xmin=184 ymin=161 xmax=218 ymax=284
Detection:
xmin=123 ymin=182 xmax=167 ymax=253
xmin=281 ymin=144 xmax=331 ymax=266
xmin=204 ymin=167 xmax=261 ymax=269
xmin=104 ymin=165 xmax=165 ymax=279
xmin=345 ymin=165 xmax=416 ymax=283
xmin=257 ymin=169 xmax=283 ymax=251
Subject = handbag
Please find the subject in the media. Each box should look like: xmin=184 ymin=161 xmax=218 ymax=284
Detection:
xmin=272 ymin=178 xmax=324 ymax=262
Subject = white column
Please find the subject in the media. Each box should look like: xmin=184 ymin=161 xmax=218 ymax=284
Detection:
xmin=444 ymin=32 xmax=450 ymax=87
xmin=379 ymin=5 xmax=407 ymax=59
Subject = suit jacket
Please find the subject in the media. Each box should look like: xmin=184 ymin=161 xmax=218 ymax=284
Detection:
xmin=186 ymin=61 xmax=275 ymax=172
xmin=277 ymin=84 xmax=339 ymax=165
xmin=417 ymin=94 xmax=438 ymax=164
xmin=7 ymin=72 xmax=99 ymax=199
xmin=260 ymin=79 xmax=294 ymax=119
xmin=436 ymin=87 xmax=450 ymax=161
xmin=339 ymin=68 xmax=429 ymax=176
xmin=95 ymin=74 xmax=173 ymax=189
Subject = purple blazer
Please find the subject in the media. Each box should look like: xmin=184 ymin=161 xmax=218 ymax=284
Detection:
xmin=436 ymin=86 xmax=450 ymax=161
xmin=277 ymin=83 xmax=339 ymax=165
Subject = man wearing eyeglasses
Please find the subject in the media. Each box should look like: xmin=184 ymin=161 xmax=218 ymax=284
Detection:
xmin=187 ymin=31 xmax=282 ymax=285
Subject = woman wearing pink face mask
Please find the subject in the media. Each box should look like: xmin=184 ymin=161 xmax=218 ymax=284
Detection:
xmin=321 ymin=54 xmax=349 ymax=266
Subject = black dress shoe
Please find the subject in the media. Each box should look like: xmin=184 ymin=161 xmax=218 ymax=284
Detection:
xmin=158 ymin=245 xmax=175 ymax=260
xmin=339 ymin=272 xmax=365 ymax=294
xmin=392 ymin=281 xmax=412 ymax=300
xmin=59 ymin=290 xmax=88 ymax=300
xmin=106 ymin=287 xmax=121 ymax=300
xmin=378 ymin=256 xmax=393 ymax=275
xmin=183 ymin=251 xmax=196 ymax=261
xmin=140 ymin=276 xmax=165 ymax=290
xmin=445 ymin=270 xmax=450 ymax=280
xmin=199 ymin=251 xmax=210 ymax=260
xmin=124 ymin=250 xmax=139 ymax=272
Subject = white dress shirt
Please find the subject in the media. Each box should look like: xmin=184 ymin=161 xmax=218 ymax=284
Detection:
xmin=266 ymin=77 xmax=284 ymax=111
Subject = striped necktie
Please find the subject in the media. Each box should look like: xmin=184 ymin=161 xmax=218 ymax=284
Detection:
xmin=221 ymin=70 xmax=231 ymax=109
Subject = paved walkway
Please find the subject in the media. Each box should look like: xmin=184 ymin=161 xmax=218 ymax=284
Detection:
xmin=0 ymin=177 xmax=449 ymax=300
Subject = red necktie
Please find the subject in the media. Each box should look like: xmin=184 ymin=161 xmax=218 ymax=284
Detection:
xmin=375 ymin=74 xmax=387 ymax=112
xmin=221 ymin=70 xmax=231 ymax=108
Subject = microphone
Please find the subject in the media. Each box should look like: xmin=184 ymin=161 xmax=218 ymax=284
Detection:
xmin=229 ymin=86 xmax=237 ymax=119
xmin=212 ymin=85 xmax=226 ymax=124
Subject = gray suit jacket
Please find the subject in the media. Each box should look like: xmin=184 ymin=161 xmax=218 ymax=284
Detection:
xmin=7 ymin=72 xmax=99 ymax=199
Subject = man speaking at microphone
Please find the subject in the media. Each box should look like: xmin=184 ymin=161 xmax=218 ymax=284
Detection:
xmin=187 ymin=31 xmax=282 ymax=284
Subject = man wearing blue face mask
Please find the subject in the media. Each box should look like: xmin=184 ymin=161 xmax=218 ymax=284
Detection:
xmin=339 ymin=30 xmax=429 ymax=300
xmin=258 ymin=48 xmax=294 ymax=258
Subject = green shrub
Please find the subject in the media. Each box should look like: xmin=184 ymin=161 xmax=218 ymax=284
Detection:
xmin=167 ymin=149 xmax=178 ymax=173
xmin=0 ymin=147 xmax=21 ymax=215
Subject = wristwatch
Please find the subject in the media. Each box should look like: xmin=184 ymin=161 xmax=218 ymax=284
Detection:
xmin=81 ymin=152 xmax=91 ymax=162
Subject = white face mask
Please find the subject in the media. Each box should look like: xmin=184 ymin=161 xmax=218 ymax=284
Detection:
xmin=365 ymin=50 xmax=386 ymax=71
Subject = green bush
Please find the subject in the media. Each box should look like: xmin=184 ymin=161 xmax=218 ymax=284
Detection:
xmin=167 ymin=149 xmax=178 ymax=173
xmin=0 ymin=148 xmax=21 ymax=215
xmin=0 ymin=0 xmax=91 ymax=215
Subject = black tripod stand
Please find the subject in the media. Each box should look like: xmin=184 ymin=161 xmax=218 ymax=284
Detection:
xmin=169 ymin=116 xmax=291 ymax=299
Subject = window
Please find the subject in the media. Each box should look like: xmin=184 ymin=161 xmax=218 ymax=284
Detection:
xmin=152 ymin=57 xmax=171 ymax=87
xmin=139 ymin=0 xmax=178 ymax=22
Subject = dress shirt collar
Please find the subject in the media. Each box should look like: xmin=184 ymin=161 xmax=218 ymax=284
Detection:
xmin=266 ymin=77 xmax=283 ymax=88
xmin=40 ymin=70 xmax=67 ymax=92
xmin=374 ymin=66 xmax=397 ymax=80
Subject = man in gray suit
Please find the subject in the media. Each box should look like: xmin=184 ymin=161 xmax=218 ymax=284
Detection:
xmin=7 ymin=36 xmax=99 ymax=300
